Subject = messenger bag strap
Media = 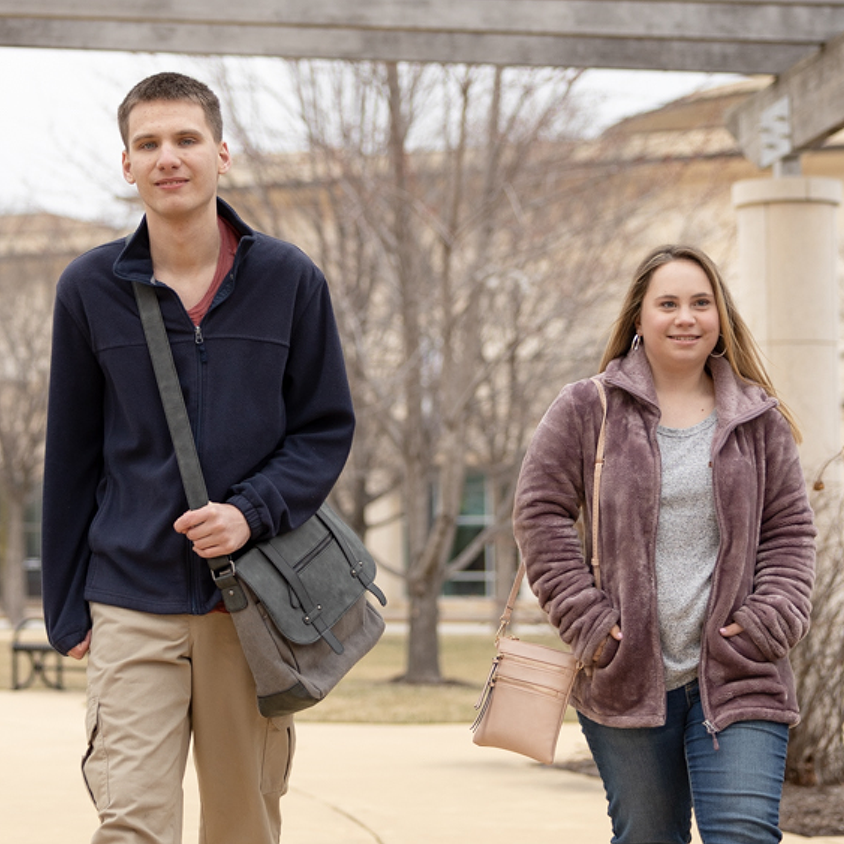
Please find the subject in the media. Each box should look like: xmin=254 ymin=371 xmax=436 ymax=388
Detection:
xmin=318 ymin=505 xmax=387 ymax=606
xmin=133 ymin=280 xmax=247 ymax=611
xmin=255 ymin=538 xmax=344 ymax=655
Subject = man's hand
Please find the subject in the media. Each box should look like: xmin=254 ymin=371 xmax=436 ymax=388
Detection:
xmin=719 ymin=622 xmax=745 ymax=638
xmin=173 ymin=503 xmax=251 ymax=558
xmin=69 ymin=630 xmax=92 ymax=660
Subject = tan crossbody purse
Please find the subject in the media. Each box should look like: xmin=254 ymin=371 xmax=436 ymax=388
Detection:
xmin=471 ymin=378 xmax=607 ymax=764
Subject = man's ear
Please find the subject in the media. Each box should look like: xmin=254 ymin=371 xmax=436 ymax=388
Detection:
xmin=217 ymin=142 xmax=232 ymax=176
xmin=121 ymin=150 xmax=136 ymax=185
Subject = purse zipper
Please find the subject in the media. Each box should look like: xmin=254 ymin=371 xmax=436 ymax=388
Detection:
xmin=500 ymin=652 xmax=576 ymax=676
xmin=493 ymin=674 xmax=570 ymax=697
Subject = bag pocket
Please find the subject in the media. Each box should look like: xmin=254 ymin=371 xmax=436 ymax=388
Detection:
xmin=495 ymin=652 xmax=578 ymax=692
xmin=472 ymin=674 xmax=568 ymax=764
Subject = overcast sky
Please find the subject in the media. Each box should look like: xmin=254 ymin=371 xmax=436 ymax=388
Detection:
xmin=0 ymin=46 xmax=742 ymax=223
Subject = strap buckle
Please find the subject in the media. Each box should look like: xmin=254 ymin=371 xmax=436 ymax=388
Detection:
xmin=211 ymin=559 xmax=248 ymax=613
xmin=211 ymin=560 xmax=236 ymax=585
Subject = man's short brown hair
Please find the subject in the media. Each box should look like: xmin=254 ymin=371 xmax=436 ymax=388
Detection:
xmin=118 ymin=72 xmax=223 ymax=148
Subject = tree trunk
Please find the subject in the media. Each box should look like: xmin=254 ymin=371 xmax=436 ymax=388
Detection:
xmin=404 ymin=587 xmax=442 ymax=682
xmin=2 ymin=492 xmax=27 ymax=627
xmin=784 ymin=490 xmax=844 ymax=785
xmin=785 ymin=700 xmax=844 ymax=785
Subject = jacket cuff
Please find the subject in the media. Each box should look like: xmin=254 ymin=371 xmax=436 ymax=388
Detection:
xmin=226 ymin=494 xmax=265 ymax=540
xmin=732 ymin=607 xmax=790 ymax=661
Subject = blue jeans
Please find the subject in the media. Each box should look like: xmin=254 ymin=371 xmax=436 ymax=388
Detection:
xmin=578 ymin=681 xmax=788 ymax=844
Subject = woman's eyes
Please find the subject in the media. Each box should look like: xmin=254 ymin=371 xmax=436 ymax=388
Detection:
xmin=658 ymin=299 xmax=712 ymax=309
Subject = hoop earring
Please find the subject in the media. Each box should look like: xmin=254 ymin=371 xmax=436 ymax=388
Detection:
xmin=711 ymin=337 xmax=727 ymax=358
xmin=630 ymin=333 xmax=642 ymax=352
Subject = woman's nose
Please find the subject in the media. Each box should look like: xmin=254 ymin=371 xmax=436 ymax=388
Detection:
xmin=675 ymin=305 xmax=695 ymax=323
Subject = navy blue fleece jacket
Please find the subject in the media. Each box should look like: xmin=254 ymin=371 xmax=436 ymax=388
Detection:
xmin=42 ymin=200 xmax=355 ymax=655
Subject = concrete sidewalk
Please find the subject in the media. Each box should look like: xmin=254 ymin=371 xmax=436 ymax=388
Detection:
xmin=1 ymin=689 xmax=842 ymax=844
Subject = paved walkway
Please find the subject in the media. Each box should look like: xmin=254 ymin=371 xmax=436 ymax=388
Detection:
xmin=2 ymin=689 xmax=843 ymax=844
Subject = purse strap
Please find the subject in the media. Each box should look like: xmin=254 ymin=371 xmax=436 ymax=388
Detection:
xmin=132 ymin=281 xmax=247 ymax=610
xmin=589 ymin=377 xmax=608 ymax=594
xmin=498 ymin=377 xmax=608 ymax=640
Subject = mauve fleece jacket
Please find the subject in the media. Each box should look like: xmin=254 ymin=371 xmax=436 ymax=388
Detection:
xmin=513 ymin=350 xmax=815 ymax=736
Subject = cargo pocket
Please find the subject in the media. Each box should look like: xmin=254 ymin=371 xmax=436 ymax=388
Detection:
xmin=81 ymin=695 xmax=110 ymax=810
xmin=261 ymin=716 xmax=295 ymax=796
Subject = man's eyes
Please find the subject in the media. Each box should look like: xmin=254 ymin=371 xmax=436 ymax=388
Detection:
xmin=137 ymin=137 xmax=196 ymax=150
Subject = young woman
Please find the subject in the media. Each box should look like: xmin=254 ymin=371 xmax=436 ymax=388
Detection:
xmin=513 ymin=245 xmax=815 ymax=844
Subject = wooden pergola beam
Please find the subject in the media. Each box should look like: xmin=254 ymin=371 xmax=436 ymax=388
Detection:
xmin=4 ymin=0 xmax=844 ymax=164
xmin=0 ymin=1 xmax=841 ymax=76
xmin=726 ymin=30 xmax=844 ymax=168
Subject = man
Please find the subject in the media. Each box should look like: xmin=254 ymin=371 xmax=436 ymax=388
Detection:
xmin=41 ymin=71 xmax=355 ymax=844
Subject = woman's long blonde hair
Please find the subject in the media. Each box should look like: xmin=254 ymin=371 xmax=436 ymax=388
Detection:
xmin=599 ymin=244 xmax=801 ymax=442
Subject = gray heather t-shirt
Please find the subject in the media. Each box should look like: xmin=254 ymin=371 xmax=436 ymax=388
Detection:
xmin=655 ymin=412 xmax=719 ymax=691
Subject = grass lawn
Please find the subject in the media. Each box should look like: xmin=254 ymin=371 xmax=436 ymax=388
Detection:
xmin=0 ymin=626 xmax=570 ymax=724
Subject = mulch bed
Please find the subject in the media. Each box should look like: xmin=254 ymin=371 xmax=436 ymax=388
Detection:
xmin=557 ymin=759 xmax=844 ymax=838
xmin=780 ymin=782 xmax=844 ymax=838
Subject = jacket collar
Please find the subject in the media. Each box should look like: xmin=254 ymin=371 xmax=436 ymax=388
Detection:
xmin=113 ymin=197 xmax=256 ymax=285
xmin=603 ymin=350 xmax=777 ymax=432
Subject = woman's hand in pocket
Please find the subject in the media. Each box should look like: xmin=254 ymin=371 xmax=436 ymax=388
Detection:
xmin=593 ymin=624 xmax=623 ymax=664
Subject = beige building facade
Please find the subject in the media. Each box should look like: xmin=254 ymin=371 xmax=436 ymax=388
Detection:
xmin=360 ymin=80 xmax=844 ymax=619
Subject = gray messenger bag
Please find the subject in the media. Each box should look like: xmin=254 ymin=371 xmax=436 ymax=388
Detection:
xmin=133 ymin=281 xmax=386 ymax=718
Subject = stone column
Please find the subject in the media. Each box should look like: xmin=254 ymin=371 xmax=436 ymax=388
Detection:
xmin=731 ymin=177 xmax=842 ymax=483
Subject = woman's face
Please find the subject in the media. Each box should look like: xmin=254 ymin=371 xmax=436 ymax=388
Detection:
xmin=636 ymin=259 xmax=721 ymax=377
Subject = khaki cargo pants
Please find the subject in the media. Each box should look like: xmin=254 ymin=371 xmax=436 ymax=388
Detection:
xmin=84 ymin=603 xmax=295 ymax=844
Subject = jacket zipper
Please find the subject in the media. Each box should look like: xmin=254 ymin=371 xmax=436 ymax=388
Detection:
xmin=190 ymin=321 xmax=209 ymax=613
xmin=647 ymin=415 xmax=668 ymax=723
xmin=193 ymin=324 xmax=207 ymax=454
xmin=698 ymin=404 xmax=773 ymax=747
xmin=602 ymin=372 xmax=777 ymax=745
xmin=148 ymin=280 xmax=206 ymax=613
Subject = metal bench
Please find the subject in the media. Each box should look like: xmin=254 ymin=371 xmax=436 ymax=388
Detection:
xmin=11 ymin=617 xmax=64 ymax=690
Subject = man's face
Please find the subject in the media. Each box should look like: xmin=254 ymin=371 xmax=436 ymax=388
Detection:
xmin=121 ymin=99 xmax=231 ymax=222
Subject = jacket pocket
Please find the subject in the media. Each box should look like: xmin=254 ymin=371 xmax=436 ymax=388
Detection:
xmin=82 ymin=695 xmax=110 ymax=810
xmin=593 ymin=635 xmax=621 ymax=669
xmin=723 ymin=629 xmax=769 ymax=664
xmin=710 ymin=631 xmax=783 ymax=700
xmin=261 ymin=716 xmax=295 ymax=796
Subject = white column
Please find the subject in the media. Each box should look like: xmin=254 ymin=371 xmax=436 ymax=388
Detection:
xmin=731 ymin=177 xmax=842 ymax=483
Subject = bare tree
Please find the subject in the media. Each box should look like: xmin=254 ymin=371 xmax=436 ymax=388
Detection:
xmin=785 ymin=461 xmax=844 ymax=785
xmin=217 ymin=58 xmax=736 ymax=682
xmin=0 ymin=217 xmax=64 ymax=624
xmin=0 ymin=214 xmax=120 ymax=626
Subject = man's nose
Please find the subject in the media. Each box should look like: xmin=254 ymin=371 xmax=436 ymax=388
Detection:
xmin=157 ymin=143 xmax=181 ymax=168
